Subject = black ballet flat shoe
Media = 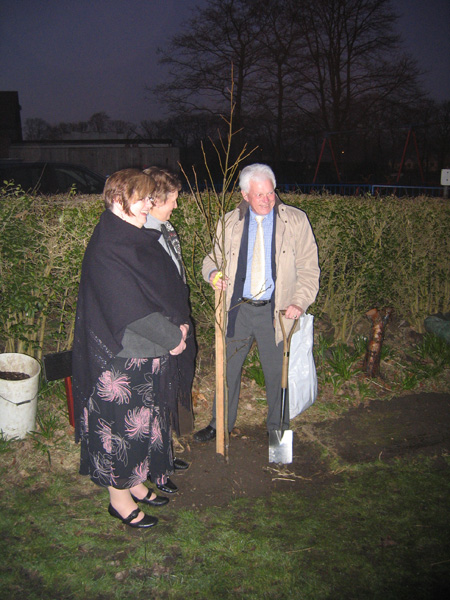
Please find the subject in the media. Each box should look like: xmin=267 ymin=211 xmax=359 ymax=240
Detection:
xmin=108 ymin=504 xmax=158 ymax=529
xmin=193 ymin=425 xmax=216 ymax=442
xmin=156 ymin=477 xmax=178 ymax=494
xmin=174 ymin=457 xmax=190 ymax=470
xmin=131 ymin=489 xmax=169 ymax=507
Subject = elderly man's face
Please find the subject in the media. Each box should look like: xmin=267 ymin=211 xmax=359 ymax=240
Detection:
xmin=241 ymin=178 xmax=276 ymax=216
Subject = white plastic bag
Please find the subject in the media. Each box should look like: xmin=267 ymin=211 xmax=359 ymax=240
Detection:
xmin=288 ymin=313 xmax=317 ymax=418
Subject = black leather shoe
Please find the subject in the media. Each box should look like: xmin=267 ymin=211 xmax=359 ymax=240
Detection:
xmin=174 ymin=457 xmax=190 ymax=470
xmin=193 ymin=425 xmax=216 ymax=442
xmin=108 ymin=504 xmax=158 ymax=529
xmin=131 ymin=489 xmax=169 ymax=507
xmin=156 ymin=477 xmax=178 ymax=494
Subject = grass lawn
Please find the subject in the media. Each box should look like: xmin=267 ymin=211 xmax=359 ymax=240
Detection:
xmin=1 ymin=322 xmax=449 ymax=599
xmin=1 ymin=416 xmax=449 ymax=599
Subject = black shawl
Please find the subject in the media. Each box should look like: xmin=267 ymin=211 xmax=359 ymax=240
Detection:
xmin=72 ymin=209 xmax=195 ymax=441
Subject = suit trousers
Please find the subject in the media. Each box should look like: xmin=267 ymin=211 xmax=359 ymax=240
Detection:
xmin=210 ymin=301 xmax=287 ymax=432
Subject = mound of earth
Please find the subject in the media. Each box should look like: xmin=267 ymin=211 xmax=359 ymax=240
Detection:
xmin=167 ymin=392 xmax=450 ymax=510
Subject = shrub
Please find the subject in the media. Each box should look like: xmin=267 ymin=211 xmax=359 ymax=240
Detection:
xmin=0 ymin=186 xmax=102 ymax=358
xmin=1 ymin=186 xmax=449 ymax=356
xmin=176 ymin=193 xmax=450 ymax=341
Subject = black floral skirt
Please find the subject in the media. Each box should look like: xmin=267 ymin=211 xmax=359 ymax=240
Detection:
xmin=79 ymin=355 xmax=173 ymax=489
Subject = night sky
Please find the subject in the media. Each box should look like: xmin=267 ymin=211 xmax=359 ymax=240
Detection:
xmin=1 ymin=0 xmax=449 ymax=127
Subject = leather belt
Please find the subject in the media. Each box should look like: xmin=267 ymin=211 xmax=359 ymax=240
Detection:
xmin=241 ymin=297 xmax=271 ymax=307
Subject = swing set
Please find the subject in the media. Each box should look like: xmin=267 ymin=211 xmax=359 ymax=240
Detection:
xmin=313 ymin=127 xmax=425 ymax=185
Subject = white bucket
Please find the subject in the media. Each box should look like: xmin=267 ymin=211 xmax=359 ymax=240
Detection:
xmin=0 ymin=353 xmax=40 ymax=439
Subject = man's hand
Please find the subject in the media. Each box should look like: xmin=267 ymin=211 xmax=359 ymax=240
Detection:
xmin=209 ymin=270 xmax=228 ymax=290
xmin=284 ymin=304 xmax=304 ymax=319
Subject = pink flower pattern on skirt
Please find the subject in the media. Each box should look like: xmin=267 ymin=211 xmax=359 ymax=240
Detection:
xmin=81 ymin=406 xmax=89 ymax=435
xmin=150 ymin=414 xmax=164 ymax=450
xmin=129 ymin=457 xmax=150 ymax=488
xmin=79 ymin=355 xmax=173 ymax=489
xmin=125 ymin=358 xmax=148 ymax=371
xmin=96 ymin=418 xmax=130 ymax=465
xmin=97 ymin=367 xmax=131 ymax=404
xmin=125 ymin=406 xmax=151 ymax=441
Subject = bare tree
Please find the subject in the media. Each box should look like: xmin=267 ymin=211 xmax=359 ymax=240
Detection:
xmin=153 ymin=0 xmax=264 ymax=131
xmin=24 ymin=112 xmax=136 ymax=141
xmin=142 ymin=113 xmax=220 ymax=149
xmin=151 ymin=0 xmax=426 ymax=180
xmin=23 ymin=118 xmax=51 ymax=140
xmin=248 ymin=0 xmax=306 ymax=165
xmin=141 ymin=113 xmax=226 ymax=178
xmin=88 ymin=112 xmax=112 ymax=133
xmin=297 ymin=0 xmax=423 ymax=133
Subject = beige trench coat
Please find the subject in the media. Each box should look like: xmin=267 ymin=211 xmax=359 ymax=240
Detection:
xmin=202 ymin=199 xmax=320 ymax=345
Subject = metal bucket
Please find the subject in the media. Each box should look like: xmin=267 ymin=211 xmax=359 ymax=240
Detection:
xmin=0 ymin=353 xmax=40 ymax=439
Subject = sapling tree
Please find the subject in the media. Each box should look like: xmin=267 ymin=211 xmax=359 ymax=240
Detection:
xmin=179 ymin=77 xmax=256 ymax=460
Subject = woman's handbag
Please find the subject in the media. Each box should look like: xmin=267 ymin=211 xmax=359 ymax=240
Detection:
xmin=288 ymin=313 xmax=317 ymax=418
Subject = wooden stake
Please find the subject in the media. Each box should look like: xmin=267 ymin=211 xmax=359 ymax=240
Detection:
xmin=215 ymin=288 xmax=225 ymax=456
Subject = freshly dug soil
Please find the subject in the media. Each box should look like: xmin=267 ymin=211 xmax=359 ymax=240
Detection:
xmin=0 ymin=370 xmax=30 ymax=381
xmin=167 ymin=392 xmax=450 ymax=510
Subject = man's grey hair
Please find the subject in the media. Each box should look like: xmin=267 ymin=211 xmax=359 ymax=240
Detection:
xmin=239 ymin=163 xmax=276 ymax=193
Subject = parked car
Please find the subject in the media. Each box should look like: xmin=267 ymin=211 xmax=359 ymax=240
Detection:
xmin=0 ymin=160 xmax=106 ymax=194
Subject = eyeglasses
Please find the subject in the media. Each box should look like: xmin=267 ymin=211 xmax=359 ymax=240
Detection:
xmin=251 ymin=192 xmax=275 ymax=200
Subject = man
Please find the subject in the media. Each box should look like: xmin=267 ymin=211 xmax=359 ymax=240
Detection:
xmin=194 ymin=163 xmax=320 ymax=442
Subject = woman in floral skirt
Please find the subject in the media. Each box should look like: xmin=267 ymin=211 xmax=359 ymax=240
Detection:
xmin=72 ymin=168 xmax=193 ymax=529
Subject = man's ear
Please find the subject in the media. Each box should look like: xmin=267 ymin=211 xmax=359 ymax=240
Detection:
xmin=241 ymin=191 xmax=249 ymax=202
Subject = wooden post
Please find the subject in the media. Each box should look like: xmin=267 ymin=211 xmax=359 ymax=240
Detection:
xmin=363 ymin=308 xmax=393 ymax=378
xmin=215 ymin=288 xmax=225 ymax=456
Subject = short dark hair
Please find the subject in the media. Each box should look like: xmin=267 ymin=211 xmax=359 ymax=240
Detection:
xmin=103 ymin=168 xmax=155 ymax=215
xmin=143 ymin=166 xmax=181 ymax=204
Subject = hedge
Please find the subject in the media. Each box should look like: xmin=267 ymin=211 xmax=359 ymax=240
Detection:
xmin=1 ymin=185 xmax=449 ymax=358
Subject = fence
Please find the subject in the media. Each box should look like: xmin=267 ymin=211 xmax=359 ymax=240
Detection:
xmin=278 ymin=183 xmax=445 ymax=198
xmin=190 ymin=181 xmax=446 ymax=197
